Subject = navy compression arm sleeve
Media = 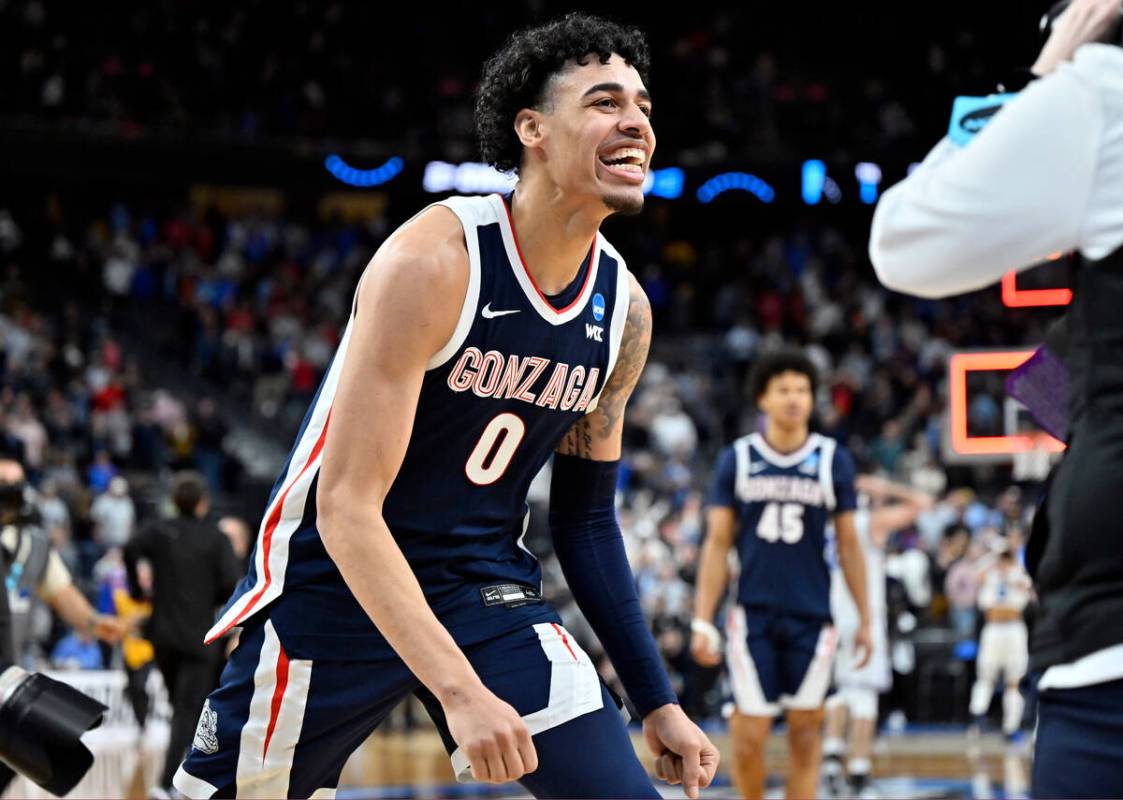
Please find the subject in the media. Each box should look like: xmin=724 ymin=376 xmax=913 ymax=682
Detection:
xmin=548 ymin=452 xmax=678 ymax=718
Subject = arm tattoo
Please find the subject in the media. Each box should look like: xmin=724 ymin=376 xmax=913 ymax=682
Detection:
xmin=558 ymin=416 xmax=596 ymax=458
xmin=556 ymin=277 xmax=652 ymax=455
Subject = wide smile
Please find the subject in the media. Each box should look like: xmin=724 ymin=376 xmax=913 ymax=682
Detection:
xmin=597 ymin=146 xmax=647 ymax=185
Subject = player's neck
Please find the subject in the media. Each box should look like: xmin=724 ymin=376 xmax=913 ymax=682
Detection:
xmin=762 ymin=421 xmax=810 ymax=454
xmin=508 ymin=179 xmax=605 ymax=295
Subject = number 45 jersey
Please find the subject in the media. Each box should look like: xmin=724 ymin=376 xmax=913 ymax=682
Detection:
xmin=207 ymin=193 xmax=630 ymax=659
xmin=707 ymin=433 xmax=857 ymax=620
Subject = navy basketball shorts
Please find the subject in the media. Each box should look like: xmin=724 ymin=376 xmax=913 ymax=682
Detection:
xmin=724 ymin=605 xmax=835 ymax=718
xmin=173 ymin=612 xmax=659 ymax=799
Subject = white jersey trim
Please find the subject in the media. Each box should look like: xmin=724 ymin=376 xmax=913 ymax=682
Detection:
xmin=733 ymin=436 xmax=753 ymax=503
xmin=586 ymin=241 xmax=630 ymax=415
xmin=781 ymin=624 xmax=836 ymax=710
xmin=173 ymin=767 xmax=219 ymax=799
xmin=450 ymin=622 xmax=602 ymax=781
xmin=489 ymin=193 xmax=601 ymax=326
xmin=207 ymin=296 xmax=355 ymax=642
xmin=818 ymin=436 xmax=838 ymax=512
xmin=749 ymin=432 xmax=821 ymax=469
xmin=725 ymin=605 xmax=781 ymax=717
xmin=427 ymin=196 xmax=484 ymax=370
xmin=235 ymin=620 xmax=314 ymax=798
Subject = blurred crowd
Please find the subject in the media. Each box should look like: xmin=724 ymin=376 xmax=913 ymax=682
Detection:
xmin=2 ymin=188 xmax=1057 ymax=727
xmin=0 ymin=205 xmax=247 ymax=670
xmin=2 ymin=1 xmax=1036 ymax=164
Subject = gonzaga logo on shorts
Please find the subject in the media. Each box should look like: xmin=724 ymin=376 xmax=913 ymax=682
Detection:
xmin=193 ymin=700 xmax=219 ymax=755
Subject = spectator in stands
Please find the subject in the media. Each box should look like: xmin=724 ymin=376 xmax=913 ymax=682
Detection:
xmin=87 ymin=450 xmax=118 ymax=494
xmin=89 ymin=475 xmax=135 ymax=550
xmin=217 ymin=515 xmax=251 ymax=569
xmin=945 ymin=539 xmax=985 ymax=642
xmin=192 ymin=397 xmax=228 ymax=493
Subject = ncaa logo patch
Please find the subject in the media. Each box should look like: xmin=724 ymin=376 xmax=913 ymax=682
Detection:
xmin=592 ymin=293 xmax=606 ymax=322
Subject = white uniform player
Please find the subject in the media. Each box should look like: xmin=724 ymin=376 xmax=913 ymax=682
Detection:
xmin=831 ymin=507 xmax=891 ymax=710
xmin=822 ymin=476 xmax=932 ymax=798
xmin=969 ymin=547 xmax=1032 ymax=736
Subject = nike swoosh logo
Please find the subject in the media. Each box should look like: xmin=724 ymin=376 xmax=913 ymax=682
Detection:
xmin=481 ymin=303 xmax=520 ymax=319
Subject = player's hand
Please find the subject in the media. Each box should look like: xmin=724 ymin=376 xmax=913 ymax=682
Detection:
xmin=442 ymin=684 xmax=538 ymax=784
xmin=852 ymin=622 xmax=873 ymax=669
xmin=690 ymin=618 xmax=723 ymax=667
xmin=1033 ymin=0 xmax=1122 ymax=76
xmin=642 ymin=703 xmax=719 ymax=800
xmin=92 ymin=614 xmax=127 ymax=643
xmin=855 ymin=474 xmax=886 ymax=496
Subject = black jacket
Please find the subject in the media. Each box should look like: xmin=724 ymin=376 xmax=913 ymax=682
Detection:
xmin=124 ymin=516 xmax=241 ymax=655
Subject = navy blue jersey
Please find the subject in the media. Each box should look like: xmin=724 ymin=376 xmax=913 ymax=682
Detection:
xmin=707 ymin=432 xmax=857 ymax=620
xmin=207 ymin=193 xmax=631 ymax=658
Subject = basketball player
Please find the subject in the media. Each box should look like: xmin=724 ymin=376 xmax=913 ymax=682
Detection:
xmin=691 ymin=349 xmax=872 ymax=800
xmin=173 ymin=14 xmax=718 ymax=799
xmin=968 ymin=542 xmax=1032 ymax=739
xmin=823 ymin=475 xmax=933 ymax=798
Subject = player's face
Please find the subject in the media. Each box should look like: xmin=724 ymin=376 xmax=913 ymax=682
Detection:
xmin=759 ymin=371 xmax=813 ymax=429
xmin=537 ymin=53 xmax=655 ymax=216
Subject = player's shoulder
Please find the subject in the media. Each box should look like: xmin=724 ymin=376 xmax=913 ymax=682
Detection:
xmin=730 ymin=432 xmax=754 ymax=449
xmin=715 ymin=436 xmax=751 ymax=473
xmin=815 ymin=433 xmax=853 ymax=460
xmin=387 ymin=200 xmax=470 ymax=267
xmin=361 ymin=200 xmax=471 ymax=304
xmin=718 ymin=439 xmax=742 ymax=459
xmin=597 ymin=233 xmax=628 ymax=269
xmin=594 ymin=233 xmax=642 ymax=309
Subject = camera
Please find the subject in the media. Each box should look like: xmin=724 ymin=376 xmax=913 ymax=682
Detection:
xmin=0 ymin=477 xmax=107 ymax=797
xmin=0 ymin=663 xmax=107 ymax=796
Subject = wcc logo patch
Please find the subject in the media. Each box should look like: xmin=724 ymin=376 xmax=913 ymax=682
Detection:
xmin=193 ymin=699 xmax=220 ymax=755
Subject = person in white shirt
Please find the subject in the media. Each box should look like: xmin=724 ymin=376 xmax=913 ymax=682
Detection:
xmin=869 ymin=2 xmax=1123 ymax=795
xmin=968 ymin=543 xmax=1033 ymax=738
xmin=870 ymin=0 xmax=1123 ymax=301
xmin=89 ymin=476 xmax=135 ymax=550
xmin=823 ymin=476 xmax=933 ymax=799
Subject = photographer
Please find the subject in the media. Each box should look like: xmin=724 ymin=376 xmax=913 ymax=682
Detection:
xmin=0 ymin=458 xmax=124 ymax=657
xmin=869 ymin=1 xmax=1123 ymax=795
xmin=0 ymin=456 xmax=114 ymax=797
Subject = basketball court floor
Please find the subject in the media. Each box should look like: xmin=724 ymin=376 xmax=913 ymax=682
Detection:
xmin=4 ymin=723 xmax=1030 ymax=799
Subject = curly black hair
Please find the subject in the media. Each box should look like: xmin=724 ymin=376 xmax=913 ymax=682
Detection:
xmin=748 ymin=348 xmax=819 ymax=402
xmin=474 ymin=12 xmax=650 ymax=174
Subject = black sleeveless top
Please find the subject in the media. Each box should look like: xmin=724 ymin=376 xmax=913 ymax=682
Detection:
xmin=1029 ymin=239 xmax=1123 ymax=671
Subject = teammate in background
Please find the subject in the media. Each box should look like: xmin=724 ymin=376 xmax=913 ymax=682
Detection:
xmin=691 ymin=349 xmax=871 ymax=800
xmin=823 ymin=475 xmax=934 ymax=799
xmin=968 ymin=541 xmax=1032 ymax=740
xmin=175 ymin=14 xmax=717 ymax=800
